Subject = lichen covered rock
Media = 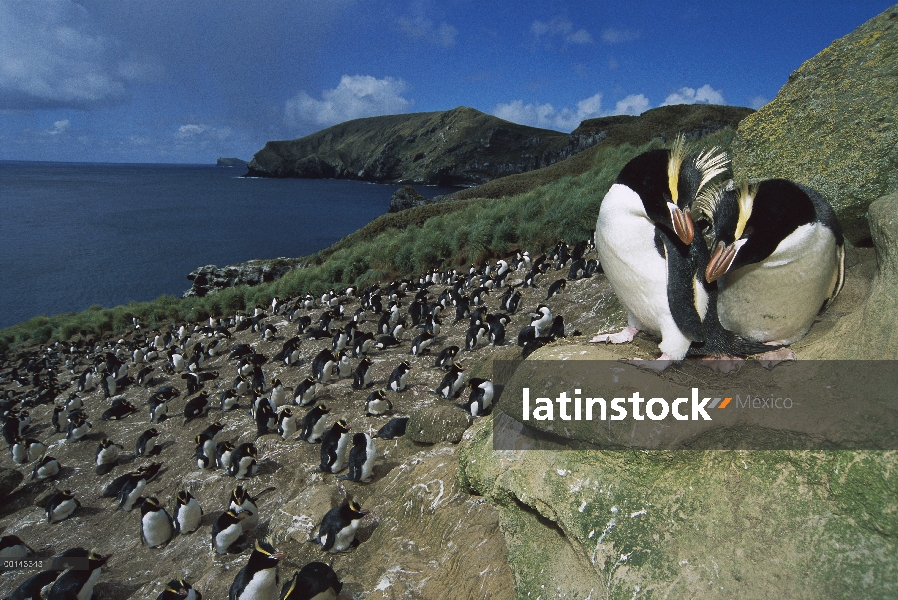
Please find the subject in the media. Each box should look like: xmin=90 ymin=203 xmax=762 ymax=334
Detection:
xmin=732 ymin=5 xmax=898 ymax=244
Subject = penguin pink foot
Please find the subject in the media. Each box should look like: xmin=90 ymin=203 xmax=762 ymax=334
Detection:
xmin=700 ymin=356 xmax=745 ymax=373
xmin=627 ymin=353 xmax=675 ymax=372
xmin=590 ymin=325 xmax=638 ymax=344
xmin=757 ymin=346 xmax=795 ymax=370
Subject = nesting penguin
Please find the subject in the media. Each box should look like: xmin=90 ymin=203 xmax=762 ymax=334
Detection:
xmin=140 ymin=497 xmax=173 ymax=548
xmin=157 ymin=578 xmax=203 ymax=600
xmin=46 ymin=490 xmax=80 ymax=523
xmin=315 ymin=500 xmax=369 ymax=553
xmin=701 ymin=178 xmax=845 ymax=346
xmin=46 ymin=551 xmax=109 ymax=600
xmin=460 ymin=378 xmax=494 ymax=417
xmin=212 ymin=509 xmax=246 ymax=554
xmin=387 ymin=361 xmax=411 ymax=393
xmin=0 ymin=535 xmax=34 ymax=558
xmin=173 ymin=490 xmax=203 ymax=534
xmin=373 ymin=417 xmax=409 ymax=440
xmin=590 ymin=137 xmax=729 ymax=366
xmin=364 ymin=390 xmax=393 ymax=416
xmin=300 ymin=404 xmax=330 ymax=444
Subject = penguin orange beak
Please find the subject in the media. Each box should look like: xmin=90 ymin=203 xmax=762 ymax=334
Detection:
xmin=273 ymin=551 xmax=286 ymax=560
xmin=706 ymin=241 xmax=739 ymax=282
xmin=669 ymin=204 xmax=694 ymax=245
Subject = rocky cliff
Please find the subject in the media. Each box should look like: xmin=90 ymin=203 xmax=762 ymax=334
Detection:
xmin=245 ymin=107 xmax=600 ymax=187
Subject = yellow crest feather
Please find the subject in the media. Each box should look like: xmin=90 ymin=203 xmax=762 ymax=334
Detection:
xmin=667 ymin=134 xmax=688 ymax=203
xmin=734 ymin=180 xmax=757 ymax=239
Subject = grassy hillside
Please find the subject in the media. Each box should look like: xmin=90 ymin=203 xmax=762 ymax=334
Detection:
xmin=247 ymin=106 xmax=576 ymax=186
xmin=0 ymin=128 xmax=736 ymax=353
xmin=435 ymin=104 xmax=752 ymax=201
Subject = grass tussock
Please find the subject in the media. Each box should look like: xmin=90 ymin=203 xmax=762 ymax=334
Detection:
xmin=0 ymin=129 xmax=736 ymax=353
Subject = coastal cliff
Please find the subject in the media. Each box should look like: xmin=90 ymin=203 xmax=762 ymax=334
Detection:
xmin=245 ymin=106 xmax=601 ymax=186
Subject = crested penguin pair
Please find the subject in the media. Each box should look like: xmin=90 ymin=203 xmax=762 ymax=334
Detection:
xmin=591 ymin=137 xmax=844 ymax=366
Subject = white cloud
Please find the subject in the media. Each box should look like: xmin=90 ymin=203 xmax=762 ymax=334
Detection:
xmin=750 ymin=95 xmax=769 ymax=110
xmin=398 ymin=16 xmax=457 ymax=48
xmin=613 ymin=94 xmax=650 ymax=115
xmin=530 ymin=17 xmax=593 ymax=46
xmin=285 ymin=75 xmax=412 ymax=130
xmin=47 ymin=119 xmax=70 ymax=135
xmin=0 ymin=0 xmax=147 ymax=110
xmin=601 ymin=28 xmax=640 ymax=44
xmin=661 ymin=84 xmax=726 ymax=106
xmin=174 ymin=124 xmax=233 ymax=142
xmin=493 ymin=92 xmax=605 ymax=131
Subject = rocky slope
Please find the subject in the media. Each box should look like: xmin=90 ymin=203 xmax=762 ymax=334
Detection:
xmin=732 ymin=4 xmax=898 ymax=245
xmin=245 ymin=107 xmax=597 ymax=187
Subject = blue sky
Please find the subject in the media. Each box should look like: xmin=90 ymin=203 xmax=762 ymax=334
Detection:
xmin=0 ymin=0 xmax=893 ymax=164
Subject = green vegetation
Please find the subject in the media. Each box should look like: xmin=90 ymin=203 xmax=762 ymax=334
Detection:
xmin=0 ymin=128 xmax=736 ymax=353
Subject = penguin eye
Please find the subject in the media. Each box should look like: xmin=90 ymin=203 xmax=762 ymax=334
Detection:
xmin=742 ymin=226 xmax=754 ymax=237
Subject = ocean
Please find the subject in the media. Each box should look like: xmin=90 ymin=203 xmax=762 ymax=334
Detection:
xmin=0 ymin=161 xmax=458 ymax=330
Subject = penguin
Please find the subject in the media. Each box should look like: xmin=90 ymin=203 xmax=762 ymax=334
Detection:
xmin=365 ymin=390 xmax=393 ymax=417
xmin=352 ymin=331 xmax=375 ymax=357
xmin=568 ymin=259 xmax=589 ymax=280
xmin=46 ymin=490 xmax=80 ymax=524
xmin=95 ymin=438 xmax=124 ymax=475
xmin=486 ymin=313 xmax=509 ymax=346
xmin=269 ymin=379 xmax=288 ymax=408
xmin=117 ymin=473 xmax=148 ymax=511
xmin=157 ymin=578 xmax=203 ymax=600
xmin=228 ymin=443 xmax=260 ymax=480
xmin=590 ymin=138 xmax=729 ymax=365
xmin=387 ymin=361 xmax=411 ymax=392
xmin=233 ymin=374 xmax=250 ymax=398
xmin=52 ymin=405 xmax=68 ymax=433
xmin=315 ymin=500 xmax=369 ymax=553
xmin=148 ymin=395 xmax=168 ymax=422
xmin=278 ymin=408 xmax=297 ymax=440
xmin=312 ymin=350 xmax=338 ymax=383
xmin=333 ymin=350 xmax=352 ymax=380
xmin=460 ymin=378 xmax=494 ymax=417
xmin=255 ymin=397 xmax=278 ymax=438
xmin=301 ymin=405 xmax=330 ymax=444
xmin=228 ymin=539 xmax=285 ymax=600
xmin=46 ymin=551 xmax=110 ymax=600
xmin=11 ymin=436 xmax=45 ymax=464
xmin=195 ymin=433 xmax=217 ymax=469
xmin=545 ymin=278 xmax=566 ymax=300
xmin=217 ymin=440 xmax=236 ymax=469
xmin=293 ymin=377 xmax=317 ymax=407
xmin=465 ymin=324 xmax=489 ymax=351
xmin=499 ymin=288 xmax=522 ymax=314
xmin=183 ymin=391 xmax=211 ymax=424
xmin=351 ymin=358 xmax=374 ymax=390
xmin=279 ymin=562 xmax=342 ymax=600
xmin=212 ymin=509 xmax=247 ymax=554
xmin=135 ymin=428 xmax=160 ymax=457
xmin=318 ymin=420 xmax=351 ymax=473
xmin=339 ymin=433 xmax=376 ymax=483
xmin=140 ymin=497 xmax=173 ymax=548
xmin=0 ymin=535 xmax=34 ymax=558
xmin=434 ymin=346 xmax=459 ymax=370
xmin=410 ymin=331 xmax=435 ymax=356
xmin=373 ymin=417 xmax=409 ymax=440
xmin=701 ymin=178 xmax=845 ymax=346
xmin=229 ymin=485 xmax=275 ymax=533
xmin=65 ymin=412 xmax=91 ymax=441
xmin=220 ymin=389 xmax=239 ymax=412
xmin=172 ymin=490 xmax=203 ymax=534
xmin=31 ymin=455 xmax=60 ymax=481
xmin=434 ymin=363 xmax=465 ymax=399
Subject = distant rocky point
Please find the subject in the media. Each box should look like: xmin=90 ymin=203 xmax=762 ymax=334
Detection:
xmin=216 ymin=157 xmax=248 ymax=167
xmin=245 ymin=106 xmax=604 ymax=187
xmin=389 ymin=186 xmax=433 ymax=212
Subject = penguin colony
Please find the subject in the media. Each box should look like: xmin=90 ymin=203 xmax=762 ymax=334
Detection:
xmin=0 ymin=136 xmax=842 ymax=595
xmin=0 ymin=238 xmax=595 ymax=598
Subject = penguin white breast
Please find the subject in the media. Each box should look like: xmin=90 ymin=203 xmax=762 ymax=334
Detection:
xmin=238 ymin=567 xmax=279 ymax=599
xmin=50 ymin=499 xmax=77 ymax=522
xmin=595 ymin=183 xmax=672 ymax=337
xmin=177 ymin=500 xmax=202 ymax=533
xmin=77 ymin=567 xmax=103 ymax=600
xmin=142 ymin=511 xmax=173 ymax=547
xmin=361 ymin=438 xmax=376 ymax=481
xmin=215 ymin=523 xmax=243 ymax=552
xmin=332 ymin=520 xmax=362 ymax=552
xmin=718 ymin=223 xmax=839 ymax=345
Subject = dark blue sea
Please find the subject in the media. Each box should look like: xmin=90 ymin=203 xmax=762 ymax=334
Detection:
xmin=0 ymin=161 xmax=457 ymax=330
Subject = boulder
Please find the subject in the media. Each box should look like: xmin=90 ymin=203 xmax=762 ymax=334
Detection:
xmin=731 ymin=5 xmax=898 ymax=245
xmin=407 ymin=405 xmax=472 ymax=444
xmin=388 ymin=186 xmax=432 ymax=213
xmin=0 ymin=468 xmax=23 ymax=497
